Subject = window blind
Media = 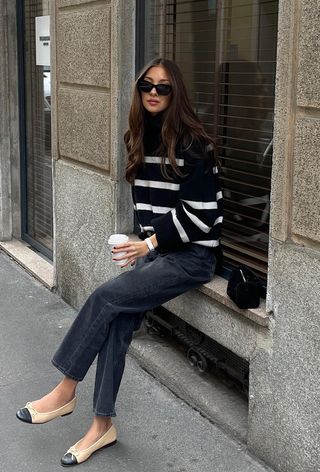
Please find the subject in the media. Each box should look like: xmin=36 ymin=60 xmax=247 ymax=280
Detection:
xmin=141 ymin=0 xmax=278 ymax=281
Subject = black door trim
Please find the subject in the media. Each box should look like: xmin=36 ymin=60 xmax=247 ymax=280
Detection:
xmin=16 ymin=0 xmax=53 ymax=260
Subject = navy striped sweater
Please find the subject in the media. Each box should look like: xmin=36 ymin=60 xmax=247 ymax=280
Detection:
xmin=132 ymin=112 xmax=223 ymax=251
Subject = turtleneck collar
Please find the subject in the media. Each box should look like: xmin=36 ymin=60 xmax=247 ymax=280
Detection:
xmin=143 ymin=110 xmax=165 ymax=155
xmin=144 ymin=110 xmax=165 ymax=132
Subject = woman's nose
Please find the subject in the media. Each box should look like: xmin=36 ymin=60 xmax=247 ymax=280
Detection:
xmin=150 ymin=87 xmax=158 ymax=96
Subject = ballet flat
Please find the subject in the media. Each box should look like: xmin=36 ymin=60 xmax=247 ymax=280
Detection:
xmin=16 ymin=397 xmax=76 ymax=424
xmin=61 ymin=424 xmax=117 ymax=467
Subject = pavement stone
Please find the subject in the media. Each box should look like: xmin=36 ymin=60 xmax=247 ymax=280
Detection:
xmin=0 ymin=251 xmax=273 ymax=472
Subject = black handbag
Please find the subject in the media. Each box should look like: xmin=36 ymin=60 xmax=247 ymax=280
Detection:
xmin=227 ymin=265 xmax=265 ymax=309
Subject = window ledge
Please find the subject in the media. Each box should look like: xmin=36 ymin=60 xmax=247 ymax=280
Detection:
xmin=128 ymin=234 xmax=269 ymax=327
xmin=198 ymin=275 xmax=269 ymax=327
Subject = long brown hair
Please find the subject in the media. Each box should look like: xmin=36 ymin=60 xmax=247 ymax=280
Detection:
xmin=124 ymin=58 xmax=217 ymax=183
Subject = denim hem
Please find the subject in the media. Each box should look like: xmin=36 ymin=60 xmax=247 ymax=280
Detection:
xmin=94 ymin=410 xmax=116 ymax=418
xmin=51 ymin=358 xmax=83 ymax=382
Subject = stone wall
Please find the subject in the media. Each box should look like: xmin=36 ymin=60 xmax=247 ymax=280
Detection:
xmin=0 ymin=0 xmax=24 ymax=242
xmin=0 ymin=0 xmax=12 ymax=240
xmin=247 ymin=1 xmax=320 ymax=471
xmin=6 ymin=0 xmax=20 ymax=239
xmin=53 ymin=0 xmax=135 ymax=306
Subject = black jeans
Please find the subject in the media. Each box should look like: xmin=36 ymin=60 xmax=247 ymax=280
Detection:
xmin=52 ymin=243 xmax=216 ymax=417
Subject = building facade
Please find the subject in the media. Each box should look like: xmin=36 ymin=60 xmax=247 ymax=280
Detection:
xmin=0 ymin=1 xmax=320 ymax=471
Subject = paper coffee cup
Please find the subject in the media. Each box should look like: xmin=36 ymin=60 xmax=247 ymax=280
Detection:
xmin=108 ymin=234 xmax=129 ymax=266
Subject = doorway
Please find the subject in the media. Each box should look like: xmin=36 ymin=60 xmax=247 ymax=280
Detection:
xmin=17 ymin=0 xmax=53 ymax=259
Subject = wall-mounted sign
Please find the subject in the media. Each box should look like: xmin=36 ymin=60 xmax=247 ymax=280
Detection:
xmin=35 ymin=16 xmax=50 ymax=66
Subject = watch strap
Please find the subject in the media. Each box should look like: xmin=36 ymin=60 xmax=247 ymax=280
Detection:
xmin=145 ymin=237 xmax=155 ymax=252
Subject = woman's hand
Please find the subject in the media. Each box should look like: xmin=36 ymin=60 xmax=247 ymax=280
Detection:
xmin=112 ymin=240 xmax=150 ymax=268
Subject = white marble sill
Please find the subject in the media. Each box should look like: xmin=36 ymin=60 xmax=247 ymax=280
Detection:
xmin=0 ymin=239 xmax=54 ymax=290
xmin=199 ymin=276 xmax=269 ymax=327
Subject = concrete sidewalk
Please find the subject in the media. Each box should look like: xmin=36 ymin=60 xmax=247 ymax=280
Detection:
xmin=0 ymin=251 xmax=273 ymax=472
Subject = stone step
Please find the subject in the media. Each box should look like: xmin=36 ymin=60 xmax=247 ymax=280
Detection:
xmin=129 ymin=329 xmax=248 ymax=443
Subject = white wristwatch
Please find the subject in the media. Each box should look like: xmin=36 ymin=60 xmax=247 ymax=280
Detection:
xmin=144 ymin=237 xmax=155 ymax=252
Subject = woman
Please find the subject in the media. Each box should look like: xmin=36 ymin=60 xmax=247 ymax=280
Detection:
xmin=16 ymin=58 xmax=223 ymax=467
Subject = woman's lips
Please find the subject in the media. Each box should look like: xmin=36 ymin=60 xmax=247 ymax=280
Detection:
xmin=147 ymin=100 xmax=160 ymax=105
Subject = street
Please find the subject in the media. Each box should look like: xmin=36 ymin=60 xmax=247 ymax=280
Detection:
xmin=0 ymin=251 xmax=273 ymax=472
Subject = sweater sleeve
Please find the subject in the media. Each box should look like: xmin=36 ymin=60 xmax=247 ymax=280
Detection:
xmin=151 ymin=141 xmax=223 ymax=250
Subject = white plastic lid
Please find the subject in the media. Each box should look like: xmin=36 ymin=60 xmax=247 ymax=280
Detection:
xmin=108 ymin=234 xmax=129 ymax=245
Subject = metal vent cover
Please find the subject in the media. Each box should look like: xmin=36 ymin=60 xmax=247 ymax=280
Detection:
xmin=145 ymin=306 xmax=249 ymax=395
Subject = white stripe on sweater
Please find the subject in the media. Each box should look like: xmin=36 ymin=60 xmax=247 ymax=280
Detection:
xmin=182 ymin=199 xmax=218 ymax=210
xmin=172 ymin=209 xmax=189 ymax=243
xmin=214 ymin=216 xmax=223 ymax=225
xmin=135 ymin=203 xmax=174 ymax=214
xmin=139 ymin=224 xmax=155 ymax=231
xmin=182 ymin=203 xmax=211 ymax=233
xmin=193 ymin=240 xmax=220 ymax=247
xmin=134 ymin=179 xmax=180 ymax=191
xmin=144 ymin=156 xmax=184 ymax=166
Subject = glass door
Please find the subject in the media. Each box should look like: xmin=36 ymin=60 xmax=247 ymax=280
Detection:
xmin=18 ymin=0 xmax=53 ymax=259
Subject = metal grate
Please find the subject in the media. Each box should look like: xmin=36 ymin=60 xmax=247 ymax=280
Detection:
xmin=140 ymin=0 xmax=279 ymax=281
xmin=146 ymin=306 xmax=249 ymax=394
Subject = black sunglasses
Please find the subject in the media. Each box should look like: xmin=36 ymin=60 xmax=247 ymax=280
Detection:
xmin=137 ymin=80 xmax=172 ymax=96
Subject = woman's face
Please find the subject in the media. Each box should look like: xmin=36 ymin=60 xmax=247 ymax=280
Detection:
xmin=140 ymin=65 xmax=172 ymax=115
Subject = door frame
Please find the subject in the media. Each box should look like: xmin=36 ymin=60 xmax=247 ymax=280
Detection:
xmin=16 ymin=0 xmax=53 ymax=260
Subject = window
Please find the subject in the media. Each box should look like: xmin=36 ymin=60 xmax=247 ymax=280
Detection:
xmin=137 ymin=0 xmax=279 ymax=281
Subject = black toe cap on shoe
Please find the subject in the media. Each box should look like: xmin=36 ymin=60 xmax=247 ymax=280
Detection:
xmin=61 ymin=453 xmax=78 ymax=467
xmin=16 ymin=408 xmax=32 ymax=423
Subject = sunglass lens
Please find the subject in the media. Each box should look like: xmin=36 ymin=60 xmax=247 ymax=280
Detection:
xmin=156 ymin=84 xmax=172 ymax=95
xmin=137 ymin=81 xmax=172 ymax=96
xmin=137 ymin=81 xmax=153 ymax=93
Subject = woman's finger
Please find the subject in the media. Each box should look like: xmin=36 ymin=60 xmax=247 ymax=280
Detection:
xmin=113 ymin=244 xmax=137 ymax=253
xmin=113 ymin=245 xmax=134 ymax=255
xmin=113 ymin=254 xmax=131 ymax=261
xmin=113 ymin=249 xmax=139 ymax=262
xmin=120 ymin=257 xmax=136 ymax=268
xmin=116 ymin=240 xmax=140 ymax=249
xmin=116 ymin=249 xmax=138 ymax=260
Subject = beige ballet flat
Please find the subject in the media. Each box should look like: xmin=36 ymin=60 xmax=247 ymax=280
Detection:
xmin=16 ymin=397 xmax=76 ymax=424
xmin=60 ymin=424 xmax=117 ymax=467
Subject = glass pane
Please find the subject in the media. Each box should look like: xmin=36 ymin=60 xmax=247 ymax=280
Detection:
xmin=144 ymin=1 xmax=218 ymax=137
xmin=218 ymin=0 xmax=277 ymax=276
xmin=142 ymin=0 xmax=279 ymax=280
xmin=23 ymin=0 xmax=53 ymax=252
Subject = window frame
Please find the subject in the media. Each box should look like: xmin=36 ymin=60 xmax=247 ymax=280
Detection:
xmin=135 ymin=0 xmax=276 ymax=286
